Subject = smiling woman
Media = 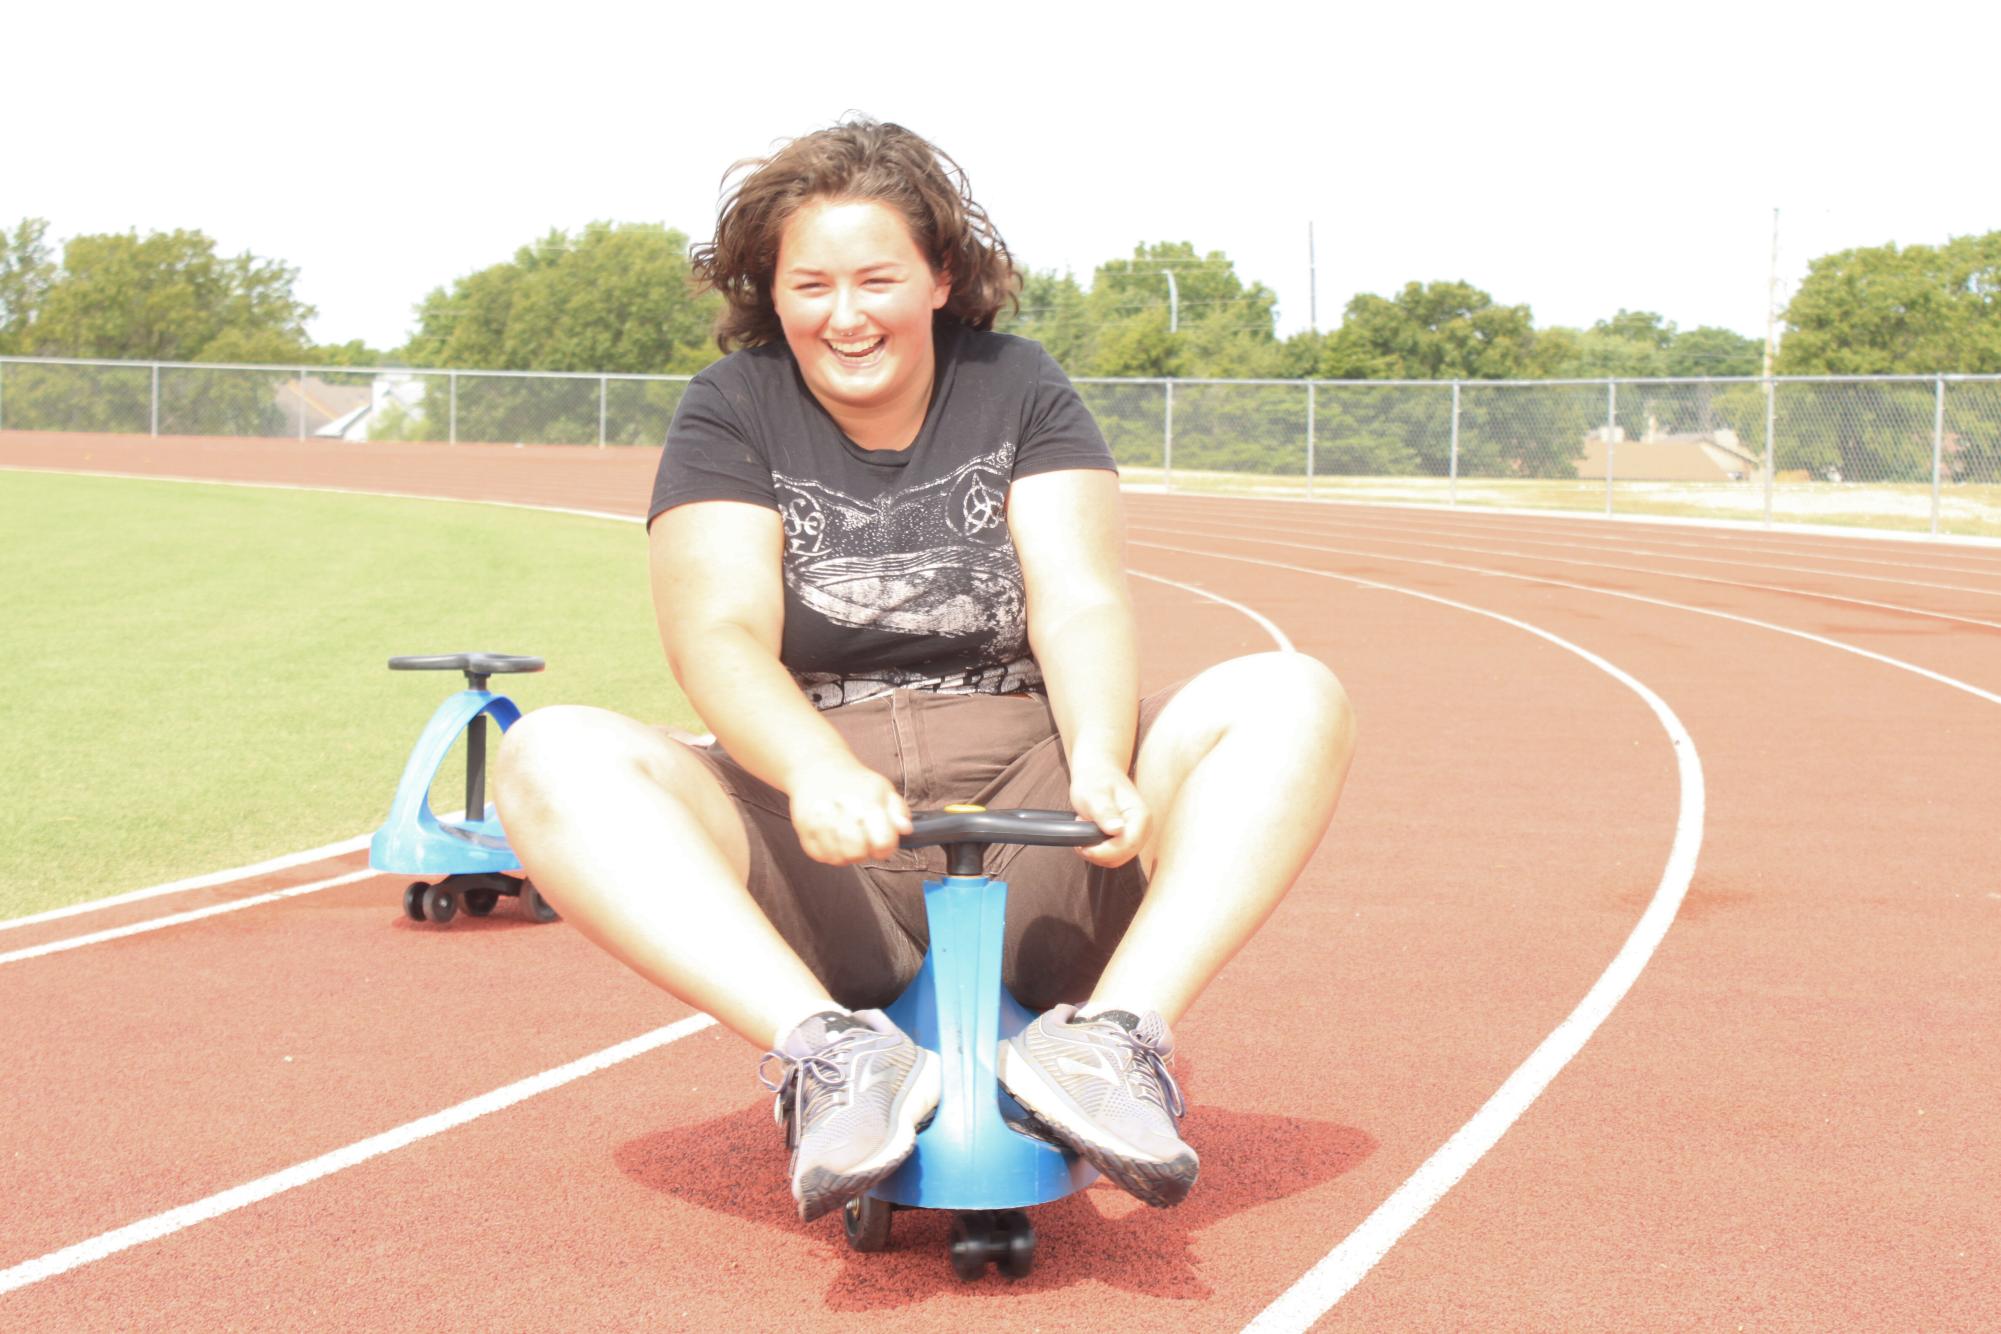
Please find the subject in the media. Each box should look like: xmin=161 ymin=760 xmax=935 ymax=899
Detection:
xmin=493 ymin=115 xmax=1358 ymax=1233
xmin=770 ymin=200 xmax=951 ymax=450
xmin=0 ymin=471 xmax=689 ymax=921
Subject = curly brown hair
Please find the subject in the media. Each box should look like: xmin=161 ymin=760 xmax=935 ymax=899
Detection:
xmin=691 ymin=117 xmax=1019 ymax=352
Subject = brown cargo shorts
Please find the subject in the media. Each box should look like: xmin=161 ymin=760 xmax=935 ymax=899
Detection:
xmin=680 ymin=684 xmax=1184 ymax=1013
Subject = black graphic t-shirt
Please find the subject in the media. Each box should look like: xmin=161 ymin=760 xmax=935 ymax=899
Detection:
xmin=648 ymin=323 xmax=1115 ymax=709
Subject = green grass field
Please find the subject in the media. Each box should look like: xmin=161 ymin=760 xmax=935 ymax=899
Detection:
xmin=1 ymin=471 xmax=697 ymax=920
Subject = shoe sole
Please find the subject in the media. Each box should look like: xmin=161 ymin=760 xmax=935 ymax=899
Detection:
xmin=996 ymin=1041 xmax=1198 ymax=1208
xmin=795 ymin=1049 xmax=942 ymax=1223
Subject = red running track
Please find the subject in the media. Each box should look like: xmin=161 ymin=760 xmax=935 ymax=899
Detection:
xmin=2 ymin=431 xmax=1996 ymax=1330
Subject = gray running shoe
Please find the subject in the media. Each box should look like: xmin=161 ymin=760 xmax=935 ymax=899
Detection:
xmin=997 ymin=1004 xmax=1197 ymax=1207
xmin=759 ymin=1009 xmax=940 ymax=1222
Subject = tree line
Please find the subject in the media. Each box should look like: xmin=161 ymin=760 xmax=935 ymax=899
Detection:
xmin=4 ymin=215 xmax=1999 ymax=383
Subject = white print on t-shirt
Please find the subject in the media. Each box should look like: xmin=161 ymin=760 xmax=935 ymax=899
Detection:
xmin=771 ymin=443 xmax=1024 ymax=644
xmin=794 ymin=657 xmax=1043 ymax=710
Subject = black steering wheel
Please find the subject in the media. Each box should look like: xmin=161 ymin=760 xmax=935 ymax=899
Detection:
xmin=901 ymin=806 xmax=1107 ymax=876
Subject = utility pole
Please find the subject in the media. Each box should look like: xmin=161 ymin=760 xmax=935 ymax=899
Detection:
xmin=1308 ymin=221 xmax=1318 ymax=334
xmin=1762 ymin=207 xmax=1781 ymax=379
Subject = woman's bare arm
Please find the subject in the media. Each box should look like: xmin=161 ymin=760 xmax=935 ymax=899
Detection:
xmin=1007 ymin=469 xmax=1146 ymax=866
xmin=650 ymin=501 xmax=909 ymax=863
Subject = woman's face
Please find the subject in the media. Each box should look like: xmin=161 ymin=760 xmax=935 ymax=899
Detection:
xmin=772 ymin=198 xmax=951 ymax=432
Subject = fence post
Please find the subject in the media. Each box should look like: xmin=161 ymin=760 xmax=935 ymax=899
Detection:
xmin=1162 ymin=380 xmax=1174 ymax=493
xmin=1762 ymin=377 xmax=1776 ymax=526
xmin=150 ymin=363 xmax=160 ymax=437
xmin=1604 ymin=379 xmax=1616 ymax=517
xmin=1449 ymin=382 xmax=1461 ymax=505
xmin=297 ymin=367 xmax=308 ymax=441
xmin=599 ymin=375 xmax=609 ymax=448
xmin=1931 ymin=374 xmax=1946 ymax=536
xmin=1305 ymin=381 xmax=1316 ymax=499
xmin=449 ymin=372 xmax=458 ymax=445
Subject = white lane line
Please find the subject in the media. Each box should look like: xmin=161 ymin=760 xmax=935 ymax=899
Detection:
xmin=0 ymin=870 xmax=379 ymax=968
xmin=0 ymin=465 xmax=639 ymax=529
xmin=1136 ymin=488 xmax=2001 ymax=555
xmin=1170 ymin=550 xmax=1702 ymax=1330
xmin=1127 ymin=569 xmax=1296 ymax=651
xmin=0 ymin=834 xmax=372 ymax=933
xmin=1138 ymin=536 xmax=2001 ymax=707
xmin=1190 ymin=508 xmax=2001 ymax=598
xmin=0 ymin=1013 xmax=718 ymax=1296
xmin=1156 ymin=520 xmax=2001 ymax=633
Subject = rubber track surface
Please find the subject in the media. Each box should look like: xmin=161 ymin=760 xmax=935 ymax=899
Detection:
xmin=2 ymin=431 xmax=1995 ymax=1330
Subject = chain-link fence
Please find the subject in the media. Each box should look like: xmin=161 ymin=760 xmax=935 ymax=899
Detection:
xmin=5 ymin=357 xmax=1999 ymax=537
xmin=0 ymin=359 xmax=695 ymax=450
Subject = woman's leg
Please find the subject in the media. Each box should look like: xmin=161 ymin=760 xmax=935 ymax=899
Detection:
xmin=493 ymin=704 xmax=833 ymax=1048
xmin=1089 ymin=651 xmax=1357 ymax=1025
xmin=497 ymin=704 xmax=942 ymax=1222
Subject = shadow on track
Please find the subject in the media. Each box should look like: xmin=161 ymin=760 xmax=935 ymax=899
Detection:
xmin=613 ymin=1063 xmax=1375 ymax=1308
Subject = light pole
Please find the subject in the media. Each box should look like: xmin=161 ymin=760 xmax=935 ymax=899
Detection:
xmin=1124 ymin=261 xmax=1179 ymax=332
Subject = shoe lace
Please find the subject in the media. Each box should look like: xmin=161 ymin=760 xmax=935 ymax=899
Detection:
xmin=1084 ymin=1017 xmax=1187 ymax=1121
xmin=757 ymin=1033 xmax=863 ymax=1143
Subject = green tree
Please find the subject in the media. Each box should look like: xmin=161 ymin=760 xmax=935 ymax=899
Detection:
xmin=1665 ymin=326 xmax=1761 ymax=377
xmin=1078 ymin=242 xmax=1282 ymax=378
xmin=1772 ymin=233 xmax=2001 ymax=482
xmin=997 ymin=268 xmax=1094 ymax=370
xmin=1545 ymin=311 xmax=1759 ymax=381
xmin=395 ymin=223 xmax=719 ymax=445
xmin=1 ymin=218 xmax=57 ymax=354
xmin=26 ymin=229 xmax=314 ymax=362
xmin=3 ymin=226 xmax=315 ymax=435
xmin=402 ymin=222 xmax=717 ymax=374
xmin=1526 ymin=310 xmax=1676 ymax=379
xmin=1778 ymin=232 xmax=2001 ymax=375
xmin=304 ymin=339 xmax=383 ymax=368
xmin=1317 ymin=281 xmax=1540 ymax=380
xmin=1001 ymin=245 xmax=1293 ymax=473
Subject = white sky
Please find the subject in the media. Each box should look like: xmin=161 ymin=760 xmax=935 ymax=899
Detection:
xmin=11 ymin=0 xmax=1997 ymax=357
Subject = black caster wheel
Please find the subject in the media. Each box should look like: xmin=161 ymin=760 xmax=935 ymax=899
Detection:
xmin=402 ymin=882 xmax=427 ymax=922
xmin=843 ymin=1195 xmax=893 ymax=1252
xmin=462 ymin=886 xmax=500 ymax=916
xmin=948 ymin=1211 xmax=996 ymax=1282
xmin=520 ymin=878 xmax=559 ymax=923
xmin=996 ymin=1210 xmax=1035 ymax=1280
xmin=421 ymin=883 xmax=458 ymax=924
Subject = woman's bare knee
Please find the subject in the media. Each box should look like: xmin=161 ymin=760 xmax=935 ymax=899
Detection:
xmin=497 ymin=705 xmax=639 ymax=806
xmin=1235 ymin=652 xmax=1354 ymax=747
xmin=495 ymin=705 xmax=748 ymax=875
xmin=1149 ymin=652 xmax=1351 ymax=754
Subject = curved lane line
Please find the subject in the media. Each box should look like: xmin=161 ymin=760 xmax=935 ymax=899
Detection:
xmin=0 ymin=1014 xmax=719 ymax=1296
xmin=0 ymin=465 xmax=641 ymax=529
xmin=1170 ymin=556 xmax=1707 ymax=1329
xmin=1127 ymin=569 xmax=1296 ymax=652
xmin=1191 ymin=508 xmax=2001 ymax=598
xmin=1134 ymin=537 xmax=2001 ymax=708
xmin=1166 ymin=497 xmax=2001 ymax=581
xmin=1158 ymin=520 xmax=2001 ymax=633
